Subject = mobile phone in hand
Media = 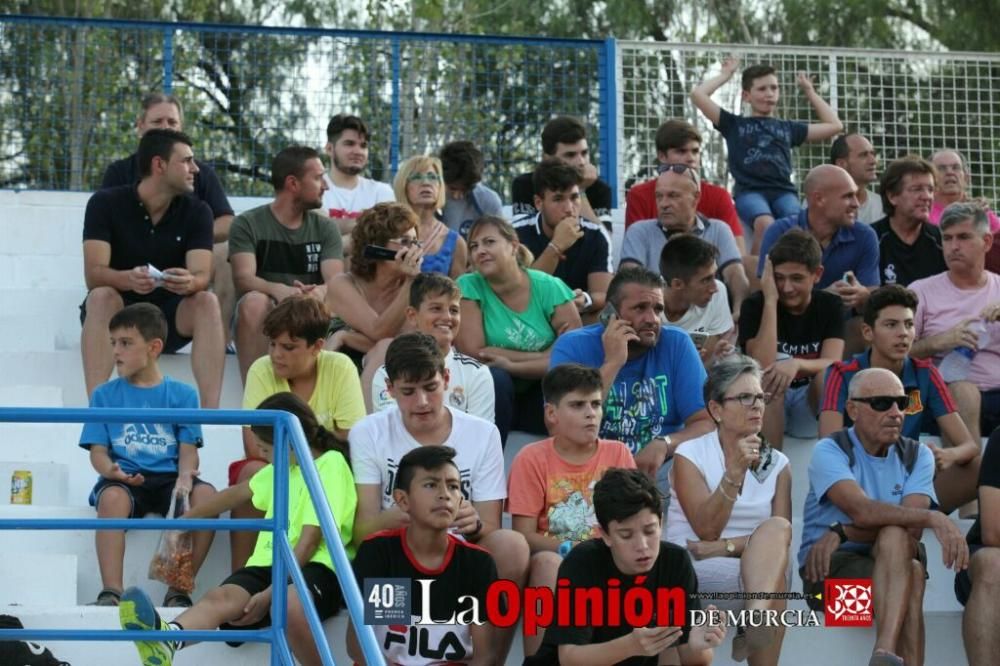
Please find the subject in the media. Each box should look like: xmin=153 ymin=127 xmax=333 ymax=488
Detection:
xmin=599 ymin=302 xmax=618 ymax=327
xmin=690 ymin=331 xmax=709 ymax=349
xmin=362 ymin=245 xmax=399 ymax=261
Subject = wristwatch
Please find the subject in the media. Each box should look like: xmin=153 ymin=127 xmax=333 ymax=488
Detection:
xmin=580 ymin=291 xmax=593 ymax=311
xmin=725 ymin=539 xmax=736 ymax=556
xmin=654 ymin=435 xmax=674 ymax=457
xmin=829 ymin=521 xmax=848 ymax=545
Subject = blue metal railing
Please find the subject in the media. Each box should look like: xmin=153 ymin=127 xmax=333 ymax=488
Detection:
xmin=0 ymin=407 xmax=383 ymax=666
xmin=0 ymin=14 xmax=613 ymax=203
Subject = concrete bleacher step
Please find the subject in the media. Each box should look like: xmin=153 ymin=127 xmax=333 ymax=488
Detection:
xmin=0 ymin=553 xmax=77 ymax=606
xmin=0 ymin=504 xmax=232 ymax=606
xmin=0 ymin=461 xmax=69 ymax=506
xmin=0 ymin=605 xmax=354 ymax=665
xmin=0 ymin=384 xmax=64 ymax=408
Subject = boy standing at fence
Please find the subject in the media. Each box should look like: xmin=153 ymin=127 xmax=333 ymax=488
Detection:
xmin=79 ymin=303 xmax=217 ymax=608
xmin=691 ymin=57 xmax=843 ymax=254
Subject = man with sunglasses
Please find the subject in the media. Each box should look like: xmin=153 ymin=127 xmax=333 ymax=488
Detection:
xmin=621 ymin=163 xmax=749 ymax=321
xmin=513 ymin=159 xmax=613 ymax=323
xmin=229 ymin=146 xmax=345 ymax=383
xmin=820 ymin=285 xmax=981 ymax=515
xmin=800 ymin=367 xmax=969 ymax=666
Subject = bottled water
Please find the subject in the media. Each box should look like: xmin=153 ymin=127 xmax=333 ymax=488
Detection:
xmin=938 ymin=320 xmax=988 ymax=383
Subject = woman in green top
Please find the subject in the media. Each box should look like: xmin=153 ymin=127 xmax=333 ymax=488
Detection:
xmin=456 ymin=215 xmax=581 ymax=440
xmin=119 ymin=392 xmax=357 ymax=666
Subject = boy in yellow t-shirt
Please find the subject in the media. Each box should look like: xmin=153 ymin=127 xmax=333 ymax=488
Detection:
xmin=119 ymin=392 xmax=357 ymax=666
xmin=231 ymin=296 xmax=365 ymax=570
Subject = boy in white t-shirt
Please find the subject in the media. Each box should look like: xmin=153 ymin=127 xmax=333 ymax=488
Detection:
xmin=322 ymin=114 xmax=394 ymax=250
xmin=660 ymin=233 xmax=735 ymax=364
xmin=371 ymin=273 xmax=495 ymax=421
xmin=350 ymin=332 xmax=529 ymax=663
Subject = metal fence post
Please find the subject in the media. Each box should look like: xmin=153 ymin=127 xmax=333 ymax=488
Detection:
xmin=599 ymin=37 xmax=619 ymax=209
xmin=270 ymin=414 xmax=290 ymax=665
xmin=162 ymin=28 xmax=173 ymax=93
xmin=828 ymin=53 xmax=838 ymax=113
xmin=390 ymin=36 xmax=401 ymax=175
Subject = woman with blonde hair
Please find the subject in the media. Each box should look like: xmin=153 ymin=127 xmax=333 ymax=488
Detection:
xmin=456 ymin=215 xmax=581 ymax=441
xmin=394 ymin=155 xmax=468 ymax=278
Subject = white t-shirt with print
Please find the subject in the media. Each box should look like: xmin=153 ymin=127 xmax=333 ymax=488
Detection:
xmin=667 ymin=280 xmax=733 ymax=336
xmin=371 ymin=348 xmax=496 ymax=423
xmin=322 ymin=174 xmax=394 ymax=220
xmin=350 ymin=405 xmax=506 ymax=511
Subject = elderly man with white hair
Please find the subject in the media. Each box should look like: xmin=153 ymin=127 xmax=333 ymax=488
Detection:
xmin=799 ymin=367 xmax=969 ymax=666
xmin=929 ymin=149 xmax=1000 ymax=233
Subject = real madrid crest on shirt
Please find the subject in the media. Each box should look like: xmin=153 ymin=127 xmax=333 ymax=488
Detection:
xmin=883 ymin=263 xmax=897 ymax=285
xmin=449 ymin=386 xmax=466 ymax=410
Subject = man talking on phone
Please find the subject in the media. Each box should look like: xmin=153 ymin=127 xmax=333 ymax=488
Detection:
xmin=228 ymin=146 xmax=345 ymax=383
xmin=550 ymin=266 xmax=714 ymax=503
xmin=81 ymin=129 xmax=225 ymax=407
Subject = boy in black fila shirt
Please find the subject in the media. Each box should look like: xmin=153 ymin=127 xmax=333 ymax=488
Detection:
xmin=347 ymin=446 xmax=497 ymax=665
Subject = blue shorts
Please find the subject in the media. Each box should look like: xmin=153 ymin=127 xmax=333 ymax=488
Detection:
xmin=735 ymin=189 xmax=801 ymax=227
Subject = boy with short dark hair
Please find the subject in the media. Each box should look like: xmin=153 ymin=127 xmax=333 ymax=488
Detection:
xmin=528 ymin=467 xmax=725 ymax=665
xmin=79 ymin=303 xmax=217 ymax=607
xmin=691 ymin=57 xmax=842 ymax=253
xmin=370 ymin=273 xmax=495 ymax=422
xmin=820 ymin=284 xmax=980 ymax=514
xmin=508 ymin=363 xmax=635 ymax=655
xmin=347 ymin=445 xmax=497 ymax=665
xmin=738 ymin=229 xmax=845 ymax=448
xmin=350 ymin=332 xmax=529 ymax=663
xmin=438 ymin=140 xmax=504 ymax=237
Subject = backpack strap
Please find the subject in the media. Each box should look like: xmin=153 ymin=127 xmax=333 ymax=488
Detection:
xmin=828 ymin=429 xmax=920 ymax=474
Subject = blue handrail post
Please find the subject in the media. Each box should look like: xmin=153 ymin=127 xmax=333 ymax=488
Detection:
xmin=270 ymin=414 xmax=290 ymax=665
xmin=162 ymin=28 xmax=174 ymax=93
xmin=390 ymin=36 xmax=402 ymax=175
xmin=598 ymin=36 xmax=619 ymax=210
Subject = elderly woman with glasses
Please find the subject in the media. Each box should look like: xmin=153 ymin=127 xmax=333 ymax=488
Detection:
xmin=326 ymin=202 xmax=424 ymax=409
xmin=394 ymin=155 xmax=468 ymax=279
xmin=666 ymin=354 xmax=792 ymax=665
xmin=456 ymin=215 xmax=582 ymax=442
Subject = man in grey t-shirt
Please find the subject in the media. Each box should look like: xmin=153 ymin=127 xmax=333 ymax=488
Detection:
xmin=621 ymin=164 xmax=749 ymax=320
xmin=439 ymin=140 xmax=503 ymax=238
xmin=228 ymin=146 xmax=344 ymax=382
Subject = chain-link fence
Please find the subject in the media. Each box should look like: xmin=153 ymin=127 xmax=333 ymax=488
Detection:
xmin=618 ymin=42 xmax=1000 ymax=205
xmin=0 ymin=15 xmax=612 ymax=198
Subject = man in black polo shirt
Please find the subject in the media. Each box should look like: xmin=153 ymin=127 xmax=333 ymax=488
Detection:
xmin=511 ymin=116 xmax=613 ymax=229
xmin=513 ymin=160 xmax=612 ymax=323
xmin=82 ymin=129 xmax=224 ymax=408
xmin=872 ymin=156 xmax=946 ymax=286
xmin=102 ymin=92 xmax=236 ymax=343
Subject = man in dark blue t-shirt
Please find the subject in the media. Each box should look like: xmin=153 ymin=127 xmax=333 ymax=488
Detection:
xmin=83 ymin=129 xmax=224 ymax=408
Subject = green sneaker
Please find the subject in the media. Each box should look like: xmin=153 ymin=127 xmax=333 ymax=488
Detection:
xmin=118 ymin=587 xmax=178 ymax=666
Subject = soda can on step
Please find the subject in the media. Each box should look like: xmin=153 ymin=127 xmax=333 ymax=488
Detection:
xmin=10 ymin=470 xmax=32 ymax=505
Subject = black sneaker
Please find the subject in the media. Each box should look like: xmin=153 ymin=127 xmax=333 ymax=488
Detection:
xmin=0 ymin=614 xmax=72 ymax=665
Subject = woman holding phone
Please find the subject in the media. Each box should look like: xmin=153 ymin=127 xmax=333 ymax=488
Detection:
xmin=326 ymin=203 xmax=424 ymax=409
xmin=456 ymin=215 xmax=581 ymax=441
xmin=393 ymin=155 xmax=468 ymax=278
xmin=666 ymin=354 xmax=792 ymax=665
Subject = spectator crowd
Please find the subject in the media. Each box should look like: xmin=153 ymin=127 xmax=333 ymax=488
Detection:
xmin=57 ymin=57 xmax=1000 ymax=666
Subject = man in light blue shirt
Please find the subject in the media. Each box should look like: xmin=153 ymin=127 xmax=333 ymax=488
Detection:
xmin=798 ymin=367 xmax=968 ymax=666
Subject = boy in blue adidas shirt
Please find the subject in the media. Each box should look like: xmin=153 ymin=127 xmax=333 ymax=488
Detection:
xmin=79 ymin=303 xmax=216 ymax=607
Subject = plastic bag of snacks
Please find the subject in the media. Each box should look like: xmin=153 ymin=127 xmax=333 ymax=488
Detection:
xmin=148 ymin=488 xmax=195 ymax=593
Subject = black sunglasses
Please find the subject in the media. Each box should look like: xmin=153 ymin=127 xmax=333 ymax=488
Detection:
xmin=656 ymin=162 xmax=700 ymax=184
xmin=849 ymin=395 xmax=910 ymax=412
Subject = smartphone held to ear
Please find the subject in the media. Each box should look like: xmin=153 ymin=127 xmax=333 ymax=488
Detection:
xmin=362 ymin=245 xmax=399 ymax=261
xmin=599 ymin=302 xmax=618 ymax=327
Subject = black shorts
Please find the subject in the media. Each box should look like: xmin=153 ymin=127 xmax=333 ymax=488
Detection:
xmin=80 ymin=291 xmax=191 ymax=353
xmin=800 ymin=542 xmax=928 ymax=612
xmin=219 ymin=563 xmax=344 ymax=631
xmin=953 ymin=543 xmax=985 ymax=606
xmin=90 ymin=472 xmax=213 ymax=517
